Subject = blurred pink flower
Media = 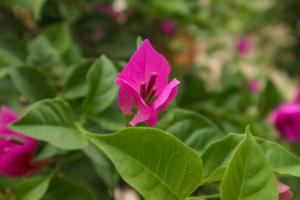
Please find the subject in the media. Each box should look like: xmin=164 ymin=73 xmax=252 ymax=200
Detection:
xmin=115 ymin=39 xmax=179 ymax=127
xmin=161 ymin=20 xmax=176 ymax=36
xmin=0 ymin=107 xmax=46 ymax=177
xmin=92 ymin=27 xmax=105 ymax=40
xmin=269 ymin=102 xmax=300 ymax=141
xmin=294 ymin=90 xmax=300 ymax=103
xmin=248 ymin=80 xmax=260 ymax=93
xmin=278 ymin=182 xmax=293 ymax=200
xmin=236 ymin=37 xmax=251 ymax=55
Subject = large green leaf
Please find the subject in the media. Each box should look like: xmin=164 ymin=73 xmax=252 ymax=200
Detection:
xmin=81 ymin=55 xmax=117 ymax=115
xmin=16 ymin=176 xmax=51 ymax=200
xmin=10 ymin=67 xmax=56 ymax=102
xmin=157 ymin=109 xmax=224 ymax=153
xmin=42 ymin=177 xmax=95 ymax=200
xmin=220 ymin=131 xmax=277 ymax=200
xmin=87 ymin=128 xmax=203 ymax=200
xmin=202 ymin=134 xmax=300 ymax=183
xmin=10 ymin=99 xmax=88 ymax=150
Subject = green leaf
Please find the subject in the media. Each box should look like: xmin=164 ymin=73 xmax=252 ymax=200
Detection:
xmin=10 ymin=99 xmax=88 ymax=150
xmin=35 ymin=144 xmax=66 ymax=161
xmin=157 ymin=109 xmax=224 ymax=153
xmin=43 ymin=23 xmax=72 ymax=55
xmin=87 ymin=127 xmax=203 ymax=200
xmin=16 ymin=176 xmax=51 ymax=200
xmin=42 ymin=177 xmax=95 ymax=200
xmin=0 ymin=47 xmax=22 ymax=79
xmin=83 ymin=144 xmax=119 ymax=188
xmin=89 ymin=104 xmax=125 ymax=131
xmin=63 ymin=59 xmax=93 ymax=99
xmin=258 ymin=79 xmax=283 ymax=118
xmin=221 ymin=132 xmax=278 ymax=200
xmin=136 ymin=36 xmax=143 ymax=48
xmin=26 ymin=36 xmax=59 ymax=69
xmin=202 ymin=133 xmax=300 ymax=183
xmin=10 ymin=67 xmax=56 ymax=102
xmin=1 ymin=0 xmax=46 ymax=19
xmin=201 ymin=134 xmax=243 ymax=183
xmin=81 ymin=55 xmax=118 ymax=116
xmin=256 ymin=138 xmax=300 ymax=177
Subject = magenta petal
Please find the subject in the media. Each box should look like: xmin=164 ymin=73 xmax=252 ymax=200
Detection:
xmin=153 ymin=78 xmax=179 ymax=114
xmin=278 ymin=182 xmax=293 ymax=200
xmin=117 ymin=39 xmax=171 ymax=94
xmin=269 ymin=103 xmax=300 ymax=141
xmin=117 ymin=85 xmax=135 ymax=116
xmin=116 ymin=78 xmax=153 ymax=126
xmin=0 ymin=139 xmax=38 ymax=176
xmin=0 ymin=107 xmax=19 ymax=126
xmin=0 ymin=107 xmax=44 ymax=177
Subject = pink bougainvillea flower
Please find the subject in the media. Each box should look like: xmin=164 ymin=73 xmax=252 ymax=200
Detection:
xmin=236 ymin=37 xmax=251 ymax=55
xmin=269 ymin=102 xmax=300 ymax=141
xmin=0 ymin=107 xmax=46 ymax=177
xmin=248 ymin=79 xmax=260 ymax=93
xmin=161 ymin=20 xmax=176 ymax=36
xmin=278 ymin=182 xmax=293 ymax=200
xmin=115 ymin=39 xmax=179 ymax=127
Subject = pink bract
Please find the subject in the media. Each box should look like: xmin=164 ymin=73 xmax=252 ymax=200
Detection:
xmin=115 ymin=39 xmax=179 ymax=127
xmin=278 ymin=182 xmax=293 ymax=200
xmin=269 ymin=102 xmax=300 ymax=141
xmin=161 ymin=20 xmax=176 ymax=36
xmin=248 ymin=79 xmax=260 ymax=93
xmin=236 ymin=37 xmax=251 ymax=55
xmin=0 ymin=107 xmax=45 ymax=177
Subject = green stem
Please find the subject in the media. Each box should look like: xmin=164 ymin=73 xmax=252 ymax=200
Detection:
xmin=75 ymin=122 xmax=88 ymax=136
xmin=186 ymin=194 xmax=220 ymax=200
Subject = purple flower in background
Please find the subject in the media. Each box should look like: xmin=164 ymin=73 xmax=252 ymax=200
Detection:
xmin=269 ymin=102 xmax=300 ymax=142
xmin=161 ymin=20 xmax=176 ymax=36
xmin=0 ymin=108 xmax=46 ymax=177
xmin=115 ymin=39 xmax=179 ymax=127
xmin=248 ymin=80 xmax=260 ymax=93
xmin=236 ymin=37 xmax=251 ymax=55
xmin=278 ymin=182 xmax=293 ymax=200
xmin=92 ymin=27 xmax=105 ymax=40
